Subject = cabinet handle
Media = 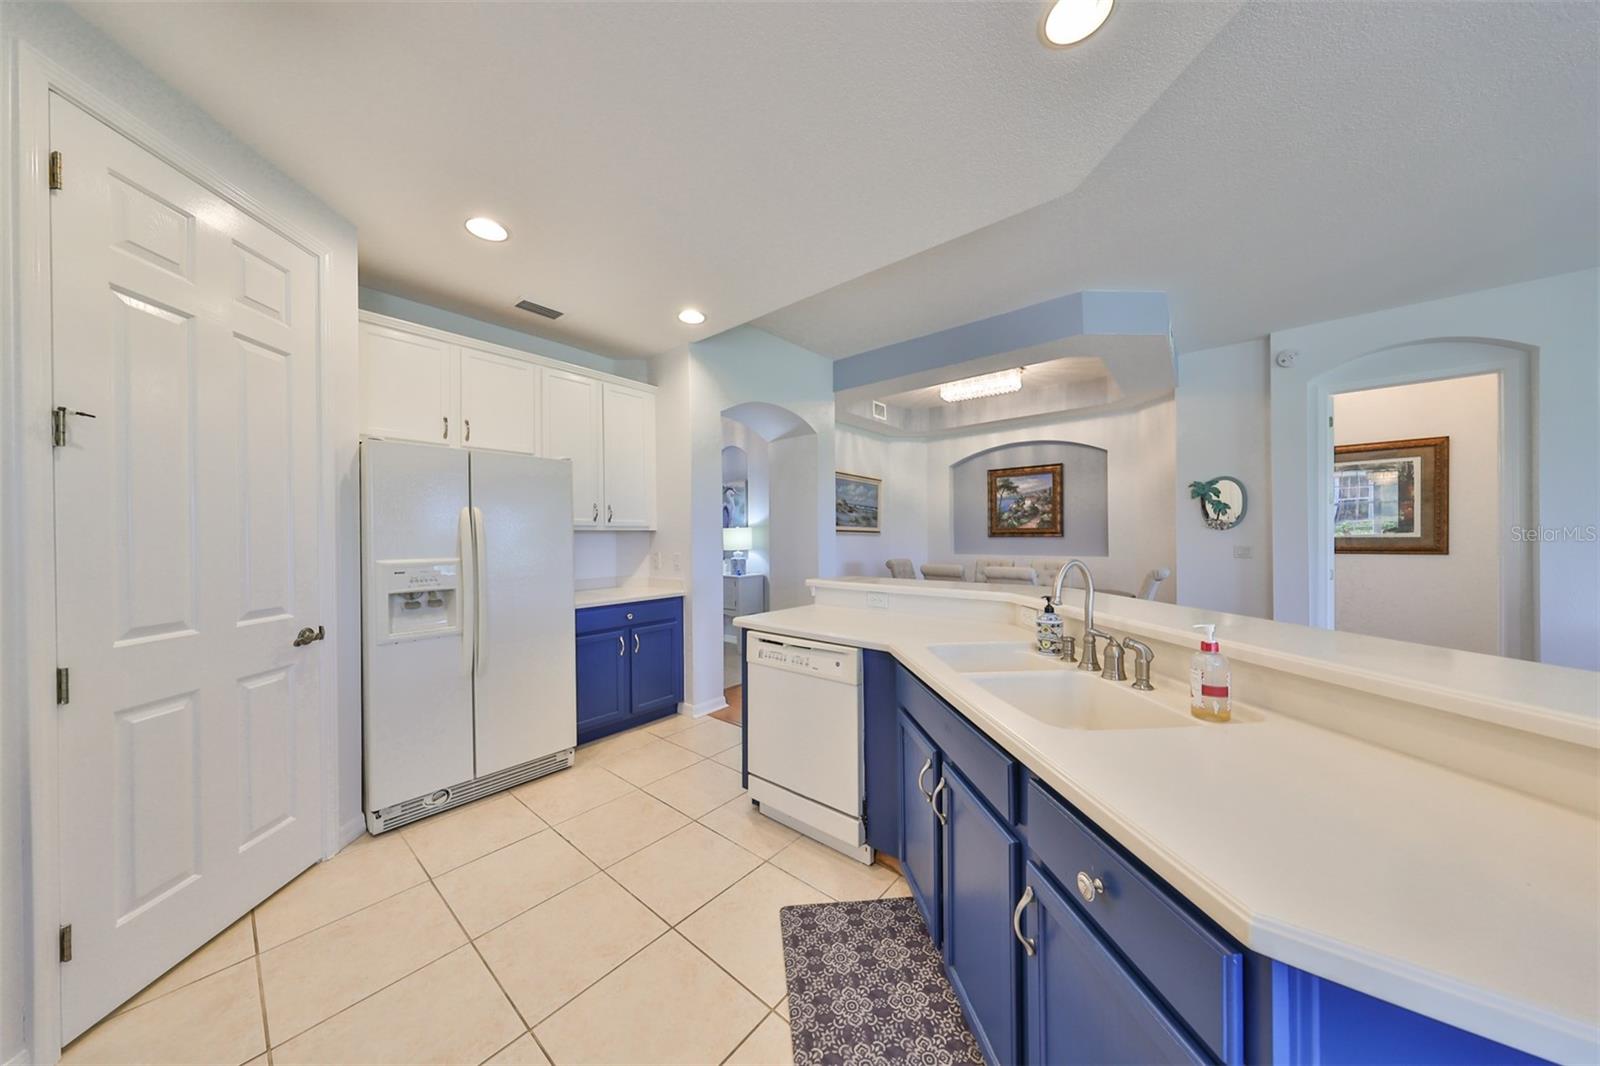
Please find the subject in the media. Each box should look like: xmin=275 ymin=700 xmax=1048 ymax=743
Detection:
xmin=464 ymin=418 xmax=471 ymax=442
xmin=442 ymin=415 xmax=449 ymax=440
xmin=607 ymin=504 xmax=613 ymax=523
xmin=916 ymin=757 xmax=933 ymax=800
xmin=592 ymin=502 xmax=599 ymax=522
xmin=618 ymin=635 xmax=625 ymax=657
xmin=930 ymin=777 xmax=948 ymax=826
xmin=633 ymin=632 xmax=640 ymax=654
xmin=1012 ymin=885 xmax=1036 ymax=956
xmin=1076 ymin=871 xmax=1104 ymax=904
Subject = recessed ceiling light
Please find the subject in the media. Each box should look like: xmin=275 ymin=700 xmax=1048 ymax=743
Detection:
xmin=678 ymin=308 xmax=707 ymax=325
xmin=939 ymin=368 xmax=1024 ymax=404
xmin=1040 ymin=0 xmax=1114 ymax=47
xmin=464 ymin=217 xmax=508 ymax=242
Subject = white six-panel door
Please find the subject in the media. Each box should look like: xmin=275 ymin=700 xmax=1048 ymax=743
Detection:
xmin=49 ymin=93 xmax=323 ymax=1040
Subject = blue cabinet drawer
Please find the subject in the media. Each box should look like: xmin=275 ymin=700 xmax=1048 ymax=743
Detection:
xmin=896 ymin=666 xmax=1017 ymax=822
xmin=576 ymin=596 xmax=681 ymax=635
xmin=1024 ymin=776 xmax=1243 ymax=1064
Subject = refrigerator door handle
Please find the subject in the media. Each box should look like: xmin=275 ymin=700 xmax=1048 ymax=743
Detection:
xmin=472 ymin=506 xmax=488 ymax=674
xmin=458 ymin=505 xmax=476 ymax=677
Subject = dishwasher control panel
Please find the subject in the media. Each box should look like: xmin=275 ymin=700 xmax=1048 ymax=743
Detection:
xmin=747 ymin=633 xmax=860 ymax=682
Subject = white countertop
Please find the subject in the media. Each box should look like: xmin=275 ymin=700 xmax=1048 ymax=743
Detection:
xmin=736 ymin=601 xmax=1600 ymax=1063
xmin=574 ymin=580 xmax=684 ymax=608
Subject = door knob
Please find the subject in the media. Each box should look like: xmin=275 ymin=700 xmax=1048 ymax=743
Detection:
xmin=293 ymin=625 xmax=325 ymax=647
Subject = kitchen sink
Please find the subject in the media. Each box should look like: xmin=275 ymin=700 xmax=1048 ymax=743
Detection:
xmin=969 ymin=670 xmax=1199 ymax=731
xmin=928 ymin=642 xmax=1069 ymax=673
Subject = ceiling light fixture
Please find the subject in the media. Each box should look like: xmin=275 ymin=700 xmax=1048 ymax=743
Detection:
xmin=464 ymin=216 xmax=509 ymax=242
xmin=1040 ymin=0 xmax=1114 ymax=47
xmin=939 ymin=368 xmax=1023 ymax=404
xmin=678 ymin=308 xmax=706 ymax=325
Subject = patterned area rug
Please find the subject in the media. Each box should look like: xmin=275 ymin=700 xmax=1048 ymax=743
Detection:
xmin=779 ymin=897 xmax=984 ymax=1065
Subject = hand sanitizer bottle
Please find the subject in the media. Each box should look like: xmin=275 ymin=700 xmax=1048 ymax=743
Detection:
xmin=1189 ymin=624 xmax=1231 ymax=722
xmin=1036 ymin=597 xmax=1064 ymax=657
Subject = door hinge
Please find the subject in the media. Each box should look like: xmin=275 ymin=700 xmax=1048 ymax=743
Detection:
xmin=56 ymin=667 xmax=70 ymax=705
xmin=52 ymin=406 xmax=68 ymax=447
xmin=59 ymin=924 xmax=72 ymax=962
xmin=49 ymin=150 xmax=63 ymax=191
xmin=1329 ymin=415 xmax=1334 ymax=428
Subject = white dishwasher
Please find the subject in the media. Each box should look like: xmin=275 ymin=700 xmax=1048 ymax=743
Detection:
xmin=744 ymin=631 xmax=871 ymax=864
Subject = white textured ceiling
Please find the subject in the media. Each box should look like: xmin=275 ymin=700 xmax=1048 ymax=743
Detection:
xmin=755 ymin=1 xmax=1600 ymax=358
xmin=71 ymin=0 xmax=1240 ymax=359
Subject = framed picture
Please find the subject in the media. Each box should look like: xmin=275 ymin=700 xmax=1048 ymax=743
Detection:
xmin=1333 ymin=436 xmax=1449 ymax=554
xmin=835 ymin=472 xmax=881 ymax=533
xmin=987 ymin=463 xmax=1063 ymax=537
xmin=722 ymin=479 xmax=747 ymax=529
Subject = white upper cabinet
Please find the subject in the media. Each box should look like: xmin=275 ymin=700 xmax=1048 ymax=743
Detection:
xmin=541 ymin=368 xmax=605 ymax=527
xmin=602 ymin=382 xmax=656 ymax=528
xmin=459 ymin=345 xmax=539 ymax=454
xmin=358 ymin=312 xmax=656 ymax=529
xmin=361 ymin=322 xmax=454 ymax=445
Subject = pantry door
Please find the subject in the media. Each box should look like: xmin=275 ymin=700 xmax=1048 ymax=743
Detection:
xmin=50 ymin=93 xmax=324 ymax=1040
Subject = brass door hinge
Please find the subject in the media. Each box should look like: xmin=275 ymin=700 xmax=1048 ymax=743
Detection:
xmin=59 ymin=924 xmax=72 ymax=962
xmin=56 ymin=667 xmax=69 ymax=706
xmin=49 ymin=150 xmax=63 ymax=191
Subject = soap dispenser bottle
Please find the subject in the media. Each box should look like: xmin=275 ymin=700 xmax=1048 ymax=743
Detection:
xmin=1189 ymin=624 xmax=1231 ymax=722
xmin=1036 ymin=597 xmax=1064 ymax=657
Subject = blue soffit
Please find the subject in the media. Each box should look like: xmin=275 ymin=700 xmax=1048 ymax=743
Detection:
xmin=832 ymin=291 xmax=1171 ymax=393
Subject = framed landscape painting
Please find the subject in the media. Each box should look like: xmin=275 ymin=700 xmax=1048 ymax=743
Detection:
xmin=1333 ymin=436 xmax=1449 ymax=554
xmin=835 ymin=472 xmax=881 ymax=533
xmin=988 ymin=463 xmax=1063 ymax=537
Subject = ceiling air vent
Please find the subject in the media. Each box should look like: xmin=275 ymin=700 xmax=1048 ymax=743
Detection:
xmin=515 ymin=299 xmax=563 ymax=320
xmin=872 ymin=400 xmax=889 ymax=422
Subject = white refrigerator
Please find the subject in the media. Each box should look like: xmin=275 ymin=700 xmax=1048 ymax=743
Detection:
xmin=361 ymin=439 xmax=576 ymax=833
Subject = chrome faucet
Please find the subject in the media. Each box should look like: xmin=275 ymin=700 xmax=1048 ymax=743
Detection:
xmin=1051 ymin=560 xmax=1100 ymax=672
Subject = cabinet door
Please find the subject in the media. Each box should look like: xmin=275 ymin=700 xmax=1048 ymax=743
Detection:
xmin=940 ymin=765 xmax=1021 ymax=1066
xmin=459 ymin=346 xmax=538 ymax=454
xmin=898 ymin=711 xmax=941 ymax=943
xmin=575 ymin=627 xmax=631 ymax=738
xmin=541 ymin=369 xmax=603 ymax=526
xmin=360 ymin=322 xmax=453 ymax=444
xmin=601 ymin=383 xmax=656 ymax=528
xmin=628 ymin=619 xmax=680 ymax=717
xmin=1022 ymin=862 xmax=1208 ymax=1066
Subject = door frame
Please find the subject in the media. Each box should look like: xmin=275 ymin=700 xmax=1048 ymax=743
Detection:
xmin=4 ymin=43 xmax=343 ymax=1062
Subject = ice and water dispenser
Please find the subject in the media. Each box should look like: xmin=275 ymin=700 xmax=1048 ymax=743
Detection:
xmin=376 ymin=560 xmax=461 ymax=644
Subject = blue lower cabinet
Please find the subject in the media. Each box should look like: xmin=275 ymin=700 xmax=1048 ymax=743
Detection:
xmin=898 ymin=710 xmax=942 ymax=944
xmin=1022 ymin=861 xmax=1209 ymax=1065
xmin=575 ymin=627 xmax=631 ymax=737
xmin=628 ymin=618 xmax=680 ymax=717
xmin=574 ymin=598 xmax=683 ymax=744
xmin=941 ymin=765 xmax=1022 ymax=1066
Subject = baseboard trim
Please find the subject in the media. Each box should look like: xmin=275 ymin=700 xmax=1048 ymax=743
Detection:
xmin=5 ymin=1046 xmax=33 ymax=1066
xmin=681 ymin=696 xmax=729 ymax=718
xmin=336 ymin=814 xmax=367 ymax=850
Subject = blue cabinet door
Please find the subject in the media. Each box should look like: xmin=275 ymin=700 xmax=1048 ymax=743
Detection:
xmin=576 ymin=627 xmax=630 ymax=737
xmin=941 ymin=764 xmax=1021 ymax=1066
xmin=898 ymin=710 xmax=941 ymax=944
xmin=628 ymin=619 xmax=679 ymax=717
xmin=1022 ymin=861 xmax=1208 ymax=1066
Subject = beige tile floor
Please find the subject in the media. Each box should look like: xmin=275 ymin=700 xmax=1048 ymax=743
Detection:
xmin=64 ymin=716 xmax=908 ymax=1066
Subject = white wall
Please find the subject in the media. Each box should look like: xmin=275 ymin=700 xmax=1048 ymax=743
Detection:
xmin=1269 ymin=270 xmax=1599 ymax=669
xmin=0 ymin=5 xmax=359 ymax=1059
xmin=832 ymin=427 xmax=929 ymax=578
xmin=1332 ymin=374 xmax=1501 ymax=654
xmin=1173 ymin=339 xmax=1273 ymax=618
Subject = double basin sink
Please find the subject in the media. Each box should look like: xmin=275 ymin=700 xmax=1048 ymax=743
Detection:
xmin=928 ymin=641 xmax=1207 ymax=731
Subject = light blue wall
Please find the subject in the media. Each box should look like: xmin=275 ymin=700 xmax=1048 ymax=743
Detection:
xmin=358 ymin=287 xmax=652 ymax=384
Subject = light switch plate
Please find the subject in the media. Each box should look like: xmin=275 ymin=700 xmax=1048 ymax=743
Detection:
xmin=1233 ymin=545 xmax=1253 ymax=559
xmin=866 ymin=592 xmax=890 ymax=609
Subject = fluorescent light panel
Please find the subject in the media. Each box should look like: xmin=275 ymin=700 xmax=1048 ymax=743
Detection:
xmin=939 ymin=368 xmax=1023 ymax=403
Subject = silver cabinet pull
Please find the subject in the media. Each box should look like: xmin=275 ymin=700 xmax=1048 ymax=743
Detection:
xmin=443 ymin=415 xmax=449 ymax=440
xmin=607 ymin=504 xmax=614 ymax=523
xmin=633 ymin=632 xmax=640 ymax=654
xmin=464 ymin=418 xmax=471 ymax=442
xmin=916 ymin=756 xmax=933 ymax=800
xmin=931 ymin=777 xmax=948 ymax=826
xmin=1012 ymin=885 xmax=1036 ymax=956
xmin=1076 ymin=871 xmax=1104 ymax=904
xmin=617 ymin=634 xmax=625 ymax=657
xmin=592 ymin=502 xmax=599 ymax=522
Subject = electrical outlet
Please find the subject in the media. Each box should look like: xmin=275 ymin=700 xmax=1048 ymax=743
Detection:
xmin=650 ymin=551 xmax=661 ymax=571
xmin=671 ymin=552 xmax=682 ymax=573
xmin=867 ymin=592 xmax=890 ymax=609
xmin=1233 ymin=545 xmax=1253 ymax=560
